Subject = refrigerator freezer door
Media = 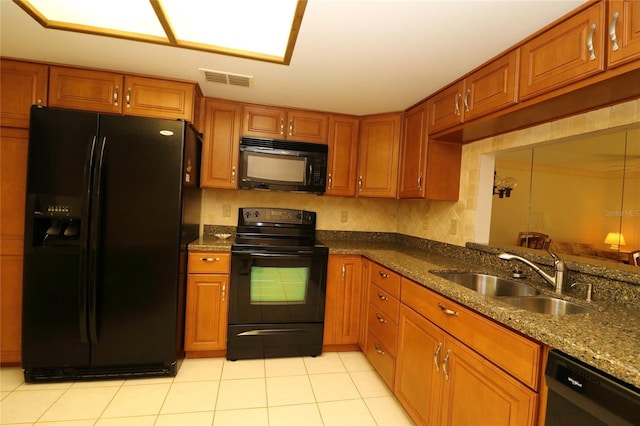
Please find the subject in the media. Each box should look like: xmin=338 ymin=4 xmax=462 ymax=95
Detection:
xmin=22 ymin=107 xmax=98 ymax=371
xmin=89 ymin=115 xmax=186 ymax=367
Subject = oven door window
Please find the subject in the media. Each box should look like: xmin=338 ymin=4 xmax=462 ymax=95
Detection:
xmin=250 ymin=266 xmax=308 ymax=304
xmin=229 ymin=251 xmax=327 ymax=324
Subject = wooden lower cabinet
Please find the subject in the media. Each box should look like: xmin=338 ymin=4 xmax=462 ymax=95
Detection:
xmin=323 ymin=255 xmax=362 ymax=349
xmin=395 ymin=280 xmax=540 ymax=426
xmin=184 ymin=252 xmax=230 ymax=356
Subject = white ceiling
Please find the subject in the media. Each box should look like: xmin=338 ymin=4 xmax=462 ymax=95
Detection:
xmin=1 ymin=0 xmax=588 ymax=116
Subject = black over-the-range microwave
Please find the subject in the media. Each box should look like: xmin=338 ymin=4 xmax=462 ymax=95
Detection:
xmin=238 ymin=137 xmax=328 ymax=194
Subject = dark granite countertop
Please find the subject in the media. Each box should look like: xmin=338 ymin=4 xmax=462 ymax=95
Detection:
xmin=188 ymin=236 xmax=640 ymax=388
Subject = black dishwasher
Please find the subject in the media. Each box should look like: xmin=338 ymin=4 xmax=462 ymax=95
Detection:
xmin=545 ymin=350 xmax=640 ymax=426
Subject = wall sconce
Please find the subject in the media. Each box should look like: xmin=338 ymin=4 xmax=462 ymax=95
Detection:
xmin=493 ymin=171 xmax=517 ymax=198
xmin=604 ymin=232 xmax=626 ymax=250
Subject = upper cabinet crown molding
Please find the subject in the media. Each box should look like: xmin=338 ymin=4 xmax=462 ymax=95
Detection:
xmin=47 ymin=66 xmax=198 ymax=122
xmin=241 ymin=104 xmax=329 ymax=144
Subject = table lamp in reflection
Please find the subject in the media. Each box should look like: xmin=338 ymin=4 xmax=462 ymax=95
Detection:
xmin=604 ymin=232 xmax=626 ymax=250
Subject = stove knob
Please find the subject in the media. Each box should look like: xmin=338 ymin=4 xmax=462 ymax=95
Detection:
xmin=254 ymin=211 xmax=260 ymax=218
xmin=245 ymin=211 xmax=252 ymax=219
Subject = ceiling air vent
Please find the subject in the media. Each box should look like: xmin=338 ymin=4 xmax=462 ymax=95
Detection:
xmin=199 ymin=68 xmax=253 ymax=88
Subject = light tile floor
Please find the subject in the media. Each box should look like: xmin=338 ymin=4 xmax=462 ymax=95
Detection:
xmin=0 ymin=351 xmax=414 ymax=425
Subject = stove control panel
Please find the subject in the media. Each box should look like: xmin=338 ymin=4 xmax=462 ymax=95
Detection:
xmin=239 ymin=208 xmax=315 ymax=226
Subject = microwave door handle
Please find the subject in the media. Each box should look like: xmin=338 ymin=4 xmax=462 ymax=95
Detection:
xmin=308 ymin=163 xmax=313 ymax=185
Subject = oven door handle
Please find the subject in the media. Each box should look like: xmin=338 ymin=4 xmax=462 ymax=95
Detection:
xmin=233 ymin=250 xmax=316 ymax=256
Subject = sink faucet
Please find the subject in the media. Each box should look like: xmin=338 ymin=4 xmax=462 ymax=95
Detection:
xmin=497 ymin=250 xmax=567 ymax=294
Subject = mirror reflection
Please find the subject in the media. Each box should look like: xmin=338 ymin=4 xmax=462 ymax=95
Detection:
xmin=489 ymin=125 xmax=640 ymax=268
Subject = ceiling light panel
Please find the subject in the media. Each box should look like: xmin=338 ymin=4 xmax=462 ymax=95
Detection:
xmin=15 ymin=0 xmax=306 ymax=64
xmin=26 ymin=0 xmax=166 ymax=38
xmin=161 ymin=0 xmax=299 ymax=57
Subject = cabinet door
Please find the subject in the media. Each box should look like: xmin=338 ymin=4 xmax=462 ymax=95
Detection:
xmin=124 ymin=75 xmax=195 ymax=121
xmin=323 ymin=255 xmax=362 ymax=346
xmin=357 ymin=113 xmax=401 ymax=198
xmin=0 ymin=59 xmax=47 ymax=128
xmin=424 ymin=141 xmax=461 ymax=201
xmin=49 ymin=66 xmax=122 ymax=113
xmin=441 ymin=337 xmax=538 ymax=426
xmin=399 ymin=102 xmax=428 ymax=198
xmin=395 ymin=304 xmax=445 ymax=426
xmin=242 ymin=104 xmax=287 ymax=138
xmin=427 ymin=81 xmax=465 ymax=134
xmin=465 ymin=50 xmax=519 ymax=121
xmin=287 ymin=109 xmax=329 ymax=143
xmin=200 ymin=99 xmax=241 ymax=189
xmin=358 ymin=258 xmax=371 ymax=351
xmin=519 ymin=2 xmax=605 ymax=100
xmin=326 ymin=114 xmax=359 ymax=196
xmin=607 ymin=0 xmax=640 ymax=68
xmin=0 ymin=127 xmax=29 ymax=364
xmin=184 ymin=274 xmax=228 ymax=352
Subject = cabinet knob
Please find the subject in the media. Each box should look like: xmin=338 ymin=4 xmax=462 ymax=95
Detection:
xmin=280 ymin=119 xmax=284 ymax=135
xmin=443 ymin=349 xmax=452 ymax=381
xmin=376 ymin=314 xmax=387 ymax=324
xmin=288 ymin=119 xmax=293 ymax=136
xmin=463 ymin=89 xmax=471 ymax=112
xmin=231 ymin=166 xmax=236 ymax=183
xmin=374 ymin=344 xmax=385 ymax=356
xmin=454 ymin=93 xmax=462 ymax=116
xmin=200 ymin=257 xmax=220 ymax=262
xmin=377 ymin=292 xmax=388 ymax=301
xmin=433 ymin=342 xmax=443 ymax=373
xmin=378 ymin=271 xmax=389 ymax=279
xmin=126 ymin=88 xmax=132 ymax=108
xmin=113 ymin=86 xmax=119 ymax=106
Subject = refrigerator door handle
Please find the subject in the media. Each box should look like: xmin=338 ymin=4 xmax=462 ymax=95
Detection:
xmin=88 ymin=136 xmax=107 ymax=343
xmin=79 ymin=136 xmax=97 ymax=343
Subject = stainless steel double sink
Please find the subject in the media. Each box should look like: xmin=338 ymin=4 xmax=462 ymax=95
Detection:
xmin=430 ymin=271 xmax=595 ymax=315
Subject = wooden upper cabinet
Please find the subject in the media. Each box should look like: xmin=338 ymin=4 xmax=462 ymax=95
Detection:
xmin=428 ymin=81 xmax=465 ymax=134
xmin=123 ymin=75 xmax=195 ymax=121
xmin=424 ymin=141 xmax=462 ymax=201
xmin=399 ymin=102 xmax=428 ymax=198
xmin=519 ymin=2 xmax=606 ymax=100
xmin=48 ymin=66 xmax=197 ymax=121
xmin=200 ymin=99 xmax=241 ymax=189
xmin=242 ymin=104 xmax=329 ymax=143
xmin=0 ymin=59 xmax=48 ymax=128
xmin=464 ymin=50 xmax=519 ymax=121
xmin=49 ymin=67 xmax=122 ymax=113
xmin=326 ymin=114 xmax=359 ymax=196
xmin=428 ymin=50 xmax=519 ymax=135
xmin=357 ymin=113 xmax=402 ymax=198
xmin=607 ymin=0 xmax=640 ymax=68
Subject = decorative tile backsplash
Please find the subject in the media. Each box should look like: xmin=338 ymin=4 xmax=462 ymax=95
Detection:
xmin=202 ymin=99 xmax=640 ymax=247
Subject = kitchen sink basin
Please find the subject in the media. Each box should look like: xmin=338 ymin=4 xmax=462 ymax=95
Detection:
xmin=431 ymin=271 xmax=540 ymax=297
xmin=499 ymin=296 xmax=596 ymax=315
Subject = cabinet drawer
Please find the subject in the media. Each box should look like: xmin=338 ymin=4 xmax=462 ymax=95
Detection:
xmin=401 ymin=278 xmax=542 ymax=390
xmin=369 ymin=284 xmax=399 ymax=323
xmin=365 ymin=332 xmax=395 ymax=389
xmin=367 ymin=304 xmax=398 ymax=355
xmin=188 ymin=252 xmax=230 ymax=274
xmin=369 ymin=263 xmax=401 ymax=298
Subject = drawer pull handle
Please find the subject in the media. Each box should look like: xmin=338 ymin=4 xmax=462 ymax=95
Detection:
xmin=113 ymin=86 xmax=119 ymax=106
xmin=200 ymin=257 xmax=220 ymax=262
xmin=587 ymin=23 xmax=597 ymax=61
xmin=378 ymin=271 xmax=389 ymax=279
xmin=438 ymin=303 xmax=458 ymax=316
xmin=433 ymin=342 xmax=443 ymax=373
xmin=374 ymin=344 xmax=385 ymax=356
xmin=443 ymin=349 xmax=452 ymax=381
xmin=376 ymin=314 xmax=387 ymax=324
xmin=463 ymin=88 xmax=471 ymax=112
xmin=454 ymin=93 xmax=462 ymax=116
xmin=609 ymin=11 xmax=619 ymax=51
xmin=377 ymin=292 xmax=388 ymax=301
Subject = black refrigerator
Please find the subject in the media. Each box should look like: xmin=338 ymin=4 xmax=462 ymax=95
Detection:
xmin=22 ymin=106 xmax=202 ymax=382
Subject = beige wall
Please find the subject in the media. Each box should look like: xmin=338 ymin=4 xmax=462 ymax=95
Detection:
xmin=202 ymin=99 xmax=640 ymax=246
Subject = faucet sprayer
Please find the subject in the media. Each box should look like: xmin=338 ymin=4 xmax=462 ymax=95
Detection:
xmin=497 ymin=250 xmax=567 ymax=294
